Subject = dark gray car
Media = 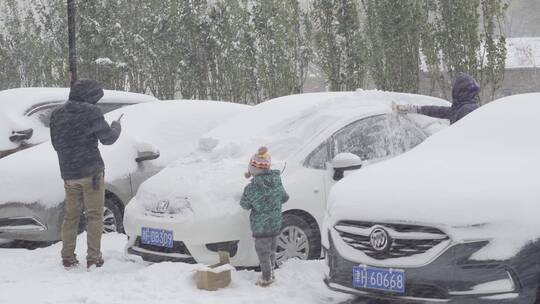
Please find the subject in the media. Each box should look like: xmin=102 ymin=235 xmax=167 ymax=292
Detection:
xmin=0 ymin=100 xmax=248 ymax=244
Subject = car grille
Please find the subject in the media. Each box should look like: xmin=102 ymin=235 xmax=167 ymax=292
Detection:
xmin=334 ymin=221 xmax=449 ymax=260
xmin=134 ymin=237 xmax=191 ymax=255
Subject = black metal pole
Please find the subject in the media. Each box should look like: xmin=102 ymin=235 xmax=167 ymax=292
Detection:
xmin=67 ymin=0 xmax=77 ymax=86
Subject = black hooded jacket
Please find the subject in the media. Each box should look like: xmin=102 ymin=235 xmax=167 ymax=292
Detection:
xmin=50 ymin=79 xmax=121 ymax=180
xmin=419 ymin=72 xmax=480 ymax=124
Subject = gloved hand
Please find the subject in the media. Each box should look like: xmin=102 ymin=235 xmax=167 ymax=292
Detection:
xmin=111 ymin=120 xmax=122 ymax=133
xmin=392 ymin=101 xmax=419 ymax=114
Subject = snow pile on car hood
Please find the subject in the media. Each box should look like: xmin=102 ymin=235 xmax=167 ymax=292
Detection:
xmin=0 ymin=88 xmax=157 ymax=151
xmin=327 ymin=93 xmax=540 ymax=260
xmin=100 ymin=101 xmax=247 ymax=182
xmin=134 ymin=91 xmax=449 ymax=219
xmin=0 ymin=100 xmax=247 ymax=207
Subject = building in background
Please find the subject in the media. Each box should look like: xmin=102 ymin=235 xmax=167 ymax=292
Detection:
xmin=499 ymin=37 xmax=540 ymax=97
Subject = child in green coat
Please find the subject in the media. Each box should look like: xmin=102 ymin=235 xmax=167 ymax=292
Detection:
xmin=240 ymin=147 xmax=289 ymax=287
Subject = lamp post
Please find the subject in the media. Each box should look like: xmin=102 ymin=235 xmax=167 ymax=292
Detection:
xmin=67 ymin=0 xmax=77 ymax=86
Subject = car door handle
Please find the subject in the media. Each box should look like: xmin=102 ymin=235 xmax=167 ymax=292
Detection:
xmin=10 ymin=128 xmax=33 ymax=142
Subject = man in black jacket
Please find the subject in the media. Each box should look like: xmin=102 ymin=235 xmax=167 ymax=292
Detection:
xmin=394 ymin=72 xmax=480 ymax=124
xmin=50 ymin=79 xmax=121 ymax=269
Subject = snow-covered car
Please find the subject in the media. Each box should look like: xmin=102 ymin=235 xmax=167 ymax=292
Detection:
xmin=323 ymin=93 xmax=540 ymax=303
xmin=123 ymin=91 xmax=449 ymax=266
xmin=0 ymin=101 xmax=248 ymax=244
xmin=0 ymin=87 xmax=157 ymax=158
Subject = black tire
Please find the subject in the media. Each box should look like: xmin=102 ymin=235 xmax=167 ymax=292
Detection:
xmin=103 ymin=198 xmax=123 ymax=234
xmin=78 ymin=198 xmax=124 ymax=234
xmin=276 ymin=213 xmax=321 ymax=264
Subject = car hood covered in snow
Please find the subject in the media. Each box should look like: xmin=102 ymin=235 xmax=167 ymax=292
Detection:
xmin=0 ymin=100 xmax=248 ymax=208
xmin=0 ymin=87 xmax=157 ymax=151
xmin=133 ymin=90 xmax=449 ymax=220
xmin=327 ymin=93 xmax=540 ymax=261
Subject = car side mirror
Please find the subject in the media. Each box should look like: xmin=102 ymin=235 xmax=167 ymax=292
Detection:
xmin=330 ymin=153 xmax=363 ymax=181
xmin=9 ymin=128 xmax=33 ymax=142
xmin=135 ymin=150 xmax=160 ymax=163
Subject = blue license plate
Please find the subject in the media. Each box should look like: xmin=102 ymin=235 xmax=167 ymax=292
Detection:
xmin=353 ymin=265 xmax=405 ymax=293
xmin=141 ymin=227 xmax=174 ymax=248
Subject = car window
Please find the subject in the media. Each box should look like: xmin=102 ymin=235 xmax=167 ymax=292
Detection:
xmin=303 ymin=114 xmax=427 ymax=169
xmin=304 ymin=141 xmax=332 ymax=170
xmin=389 ymin=114 xmax=427 ymax=154
xmin=26 ymin=102 xmax=131 ymax=127
xmin=27 ymin=104 xmax=62 ymax=127
xmin=97 ymin=103 xmax=128 ymax=114
xmin=331 ymin=115 xmax=393 ymax=162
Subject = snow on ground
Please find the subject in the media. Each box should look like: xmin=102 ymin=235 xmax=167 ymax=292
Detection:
xmin=0 ymin=233 xmax=352 ymax=304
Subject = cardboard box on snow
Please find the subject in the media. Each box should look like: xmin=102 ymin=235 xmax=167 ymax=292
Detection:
xmin=196 ymin=251 xmax=235 ymax=291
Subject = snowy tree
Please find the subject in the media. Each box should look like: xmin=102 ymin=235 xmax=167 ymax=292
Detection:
xmin=423 ymin=0 xmax=507 ymax=102
xmin=480 ymin=0 xmax=508 ymax=100
xmin=0 ymin=0 xmax=508 ymax=102
xmin=312 ymin=0 xmax=366 ymax=91
xmin=109 ymin=0 xmax=151 ymax=93
xmin=133 ymin=0 xmax=184 ymax=99
xmin=362 ymin=0 xmax=424 ymax=93
xmin=33 ymin=0 xmax=70 ymax=87
xmin=0 ymin=0 xmax=28 ymax=88
xmin=251 ymin=0 xmax=311 ymax=101
xmin=207 ymin=0 xmax=258 ymax=103
xmin=176 ymin=0 xmax=212 ymax=100
xmin=76 ymin=0 xmax=129 ymax=90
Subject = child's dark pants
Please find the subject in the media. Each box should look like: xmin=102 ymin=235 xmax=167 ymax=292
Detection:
xmin=255 ymin=236 xmax=278 ymax=281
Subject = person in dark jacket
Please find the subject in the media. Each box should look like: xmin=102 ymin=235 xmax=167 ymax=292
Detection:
xmin=50 ymin=79 xmax=122 ymax=269
xmin=394 ymin=72 xmax=480 ymax=124
xmin=240 ymin=147 xmax=289 ymax=287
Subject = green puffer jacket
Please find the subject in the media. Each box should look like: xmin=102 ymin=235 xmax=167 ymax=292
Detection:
xmin=240 ymin=170 xmax=290 ymax=237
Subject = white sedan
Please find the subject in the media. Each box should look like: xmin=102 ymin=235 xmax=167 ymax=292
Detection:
xmin=0 ymin=87 xmax=157 ymax=158
xmin=123 ymin=90 xmax=449 ymax=266
xmin=0 ymin=100 xmax=248 ymax=244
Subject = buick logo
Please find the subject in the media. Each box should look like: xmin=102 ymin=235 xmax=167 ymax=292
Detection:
xmin=154 ymin=200 xmax=170 ymax=213
xmin=369 ymin=227 xmax=391 ymax=252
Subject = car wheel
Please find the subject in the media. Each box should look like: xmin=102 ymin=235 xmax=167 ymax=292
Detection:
xmin=103 ymin=199 xmax=123 ymax=234
xmin=276 ymin=214 xmax=320 ymax=265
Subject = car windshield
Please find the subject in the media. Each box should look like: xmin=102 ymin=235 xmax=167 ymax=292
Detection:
xmin=26 ymin=102 xmax=130 ymax=127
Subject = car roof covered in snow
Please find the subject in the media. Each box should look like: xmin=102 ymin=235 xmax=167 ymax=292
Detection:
xmin=0 ymin=100 xmax=248 ymax=207
xmin=200 ymin=90 xmax=449 ymax=159
xmin=0 ymin=87 xmax=157 ymax=115
xmin=327 ymin=93 xmax=540 ymax=261
xmin=0 ymin=87 xmax=158 ymax=152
